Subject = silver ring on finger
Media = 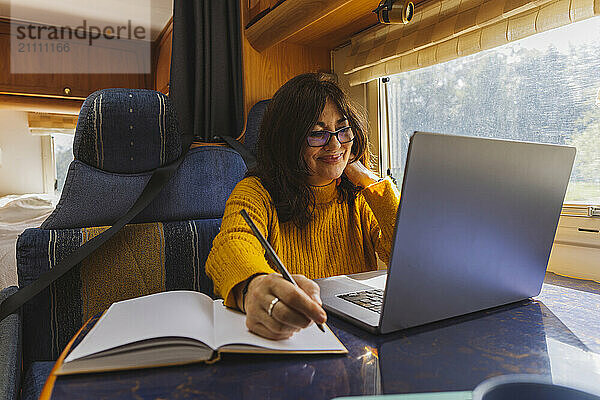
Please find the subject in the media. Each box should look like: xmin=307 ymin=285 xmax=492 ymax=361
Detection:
xmin=267 ymin=297 xmax=280 ymax=317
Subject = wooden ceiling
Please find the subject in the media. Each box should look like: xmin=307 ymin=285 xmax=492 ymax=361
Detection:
xmin=247 ymin=0 xmax=431 ymax=52
xmin=284 ymin=0 xmax=380 ymax=49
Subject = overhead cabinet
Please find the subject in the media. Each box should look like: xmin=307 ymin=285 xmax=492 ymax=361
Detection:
xmin=0 ymin=20 xmax=151 ymax=99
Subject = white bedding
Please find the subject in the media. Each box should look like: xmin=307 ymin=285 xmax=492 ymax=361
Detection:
xmin=0 ymin=194 xmax=56 ymax=290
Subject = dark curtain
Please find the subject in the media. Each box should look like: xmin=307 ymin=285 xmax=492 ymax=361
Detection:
xmin=169 ymin=0 xmax=244 ymax=142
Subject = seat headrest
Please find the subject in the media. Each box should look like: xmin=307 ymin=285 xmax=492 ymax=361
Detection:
xmin=73 ymin=89 xmax=182 ymax=174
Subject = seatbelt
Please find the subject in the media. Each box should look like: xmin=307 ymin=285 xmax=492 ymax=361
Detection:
xmin=216 ymin=135 xmax=257 ymax=170
xmin=0 ymin=126 xmax=194 ymax=323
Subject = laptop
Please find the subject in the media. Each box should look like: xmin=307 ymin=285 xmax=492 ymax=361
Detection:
xmin=316 ymin=131 xmax=575 ymax=334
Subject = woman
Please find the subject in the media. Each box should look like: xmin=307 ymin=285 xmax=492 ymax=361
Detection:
xmin=206 ymin=73 xmax=400 ymax=340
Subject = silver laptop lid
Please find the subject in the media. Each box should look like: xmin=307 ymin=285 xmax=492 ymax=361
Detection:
xmin=379 ymin=132 xmax=575 ymax=334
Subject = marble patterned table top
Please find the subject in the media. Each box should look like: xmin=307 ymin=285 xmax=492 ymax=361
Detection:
xmin=45 ymin=272 xmax=600 ymax=399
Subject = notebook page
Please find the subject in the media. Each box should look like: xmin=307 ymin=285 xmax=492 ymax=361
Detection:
xmin=213 ymin=300 xmax=346 ymax=352
xmin=65 ymin=291 xmax=216 ymax=362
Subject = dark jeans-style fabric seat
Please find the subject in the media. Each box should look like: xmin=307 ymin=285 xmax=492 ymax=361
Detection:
xmin=21 ymin=362 xmax=53 ymax=400
xmin=0 ymin=286 xmax=21 ymax=400
xmin=242 ymin=99 xmax=269 ymax=155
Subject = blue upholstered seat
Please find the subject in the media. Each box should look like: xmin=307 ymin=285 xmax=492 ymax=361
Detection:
xmin=14 ymin=89 xmax=262 ymax=398
xmin=0 ymin=286 xmax=21 ymax=400
xmin=42 ymin=146 xmax=246 ymax=229
xmin=242 ymin=99 xmax=269 ymax=155
xmin=21 ymin=362 xmax=54 ymax=400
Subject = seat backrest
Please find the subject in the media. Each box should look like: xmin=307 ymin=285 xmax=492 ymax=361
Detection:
xmin=241 ymin=99 xmax=270 ymax=156
xmin=43 ymin=146 xmax=246 ymax=229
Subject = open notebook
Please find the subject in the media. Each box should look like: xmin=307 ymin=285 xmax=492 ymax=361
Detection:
xmin=57 ymin=291 xmax=347 ymax=375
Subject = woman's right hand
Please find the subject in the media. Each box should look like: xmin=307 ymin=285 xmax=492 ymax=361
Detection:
xmin=242 ymin=273 xmax=327 ymax=340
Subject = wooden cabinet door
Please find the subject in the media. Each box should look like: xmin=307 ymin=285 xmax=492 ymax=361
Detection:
xmin=153 ymin=20 xmax=172 ymax=95
xmin=0 ymin=20 xmax=151 ymax=99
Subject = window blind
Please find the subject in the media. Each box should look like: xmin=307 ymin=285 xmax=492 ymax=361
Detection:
xmin=344 ymin=0 xmax=599 ymax=85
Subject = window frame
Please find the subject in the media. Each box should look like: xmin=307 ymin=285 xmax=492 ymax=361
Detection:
xmin=40 ymin=134 xmax=55 ymax=194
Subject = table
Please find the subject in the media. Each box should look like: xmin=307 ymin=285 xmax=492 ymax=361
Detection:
xmin=43 ymin=273 xmax=600 ymax=399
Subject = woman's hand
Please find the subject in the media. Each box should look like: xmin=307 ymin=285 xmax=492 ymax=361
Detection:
xmin=343 ymin=156 xmax=380 ymax=188
xmin=242 ymin=273 xmax=327 ymax=340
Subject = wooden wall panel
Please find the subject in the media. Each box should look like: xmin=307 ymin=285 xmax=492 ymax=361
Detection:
xmin=242 ymin=38 xmax=331 ymax=117
xmin=247 ymin=0 xmax=276 ymax=26
xmin=242 ymin=10 xmax=331 ymax=122
xmin=153 ymin=17 xmax=173 ymax=95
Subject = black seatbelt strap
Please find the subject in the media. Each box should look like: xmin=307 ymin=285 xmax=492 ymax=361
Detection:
xmin=216 ymin=135 xmax=257 ymax=170
xmin=0 ymin=132 xmax=193 ymax=323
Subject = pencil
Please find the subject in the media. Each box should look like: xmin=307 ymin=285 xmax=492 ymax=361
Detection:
xmin=240 ymin=209 xmax=326 ymax=332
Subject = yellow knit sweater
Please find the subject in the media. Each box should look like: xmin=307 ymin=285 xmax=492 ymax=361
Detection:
xmin=206 ymin=176 xmax=400 ymax=307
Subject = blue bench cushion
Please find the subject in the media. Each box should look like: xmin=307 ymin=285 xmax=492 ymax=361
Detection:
xmin=17 ymin=219 xmax=220 ymax=371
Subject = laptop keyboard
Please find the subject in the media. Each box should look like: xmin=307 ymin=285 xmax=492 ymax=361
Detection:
xmin=337 ymin=289 xmax=384 ymax=314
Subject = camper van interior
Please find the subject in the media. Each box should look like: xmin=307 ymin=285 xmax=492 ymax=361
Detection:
xmin=0 ymin=0 xmax=599 ymax=399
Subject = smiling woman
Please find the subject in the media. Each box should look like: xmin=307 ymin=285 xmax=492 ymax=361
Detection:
xmin=303 ymin=102 xmax=354 ymax=187
xmin=252 ymin=73 xmax=372 ymax=227
xmin=205 ymin=72 xmax=400 ymax=341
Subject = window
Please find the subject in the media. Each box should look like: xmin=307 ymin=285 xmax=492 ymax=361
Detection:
xmin=384 ymin=16 xmax=600 ymax=205
xmin=52 ymin=133 xmax=74 ymax=196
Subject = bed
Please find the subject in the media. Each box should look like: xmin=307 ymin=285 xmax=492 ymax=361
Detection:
xmin=0 ymin=194 xmax=55 ymax=290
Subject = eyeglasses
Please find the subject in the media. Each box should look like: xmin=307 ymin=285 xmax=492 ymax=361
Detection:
xmin=306 ymin=126 xmax=354 ymax=147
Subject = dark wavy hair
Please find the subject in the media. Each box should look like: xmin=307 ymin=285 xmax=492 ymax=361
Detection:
xmin=249 ymin=73 xmax=371 ymax=228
